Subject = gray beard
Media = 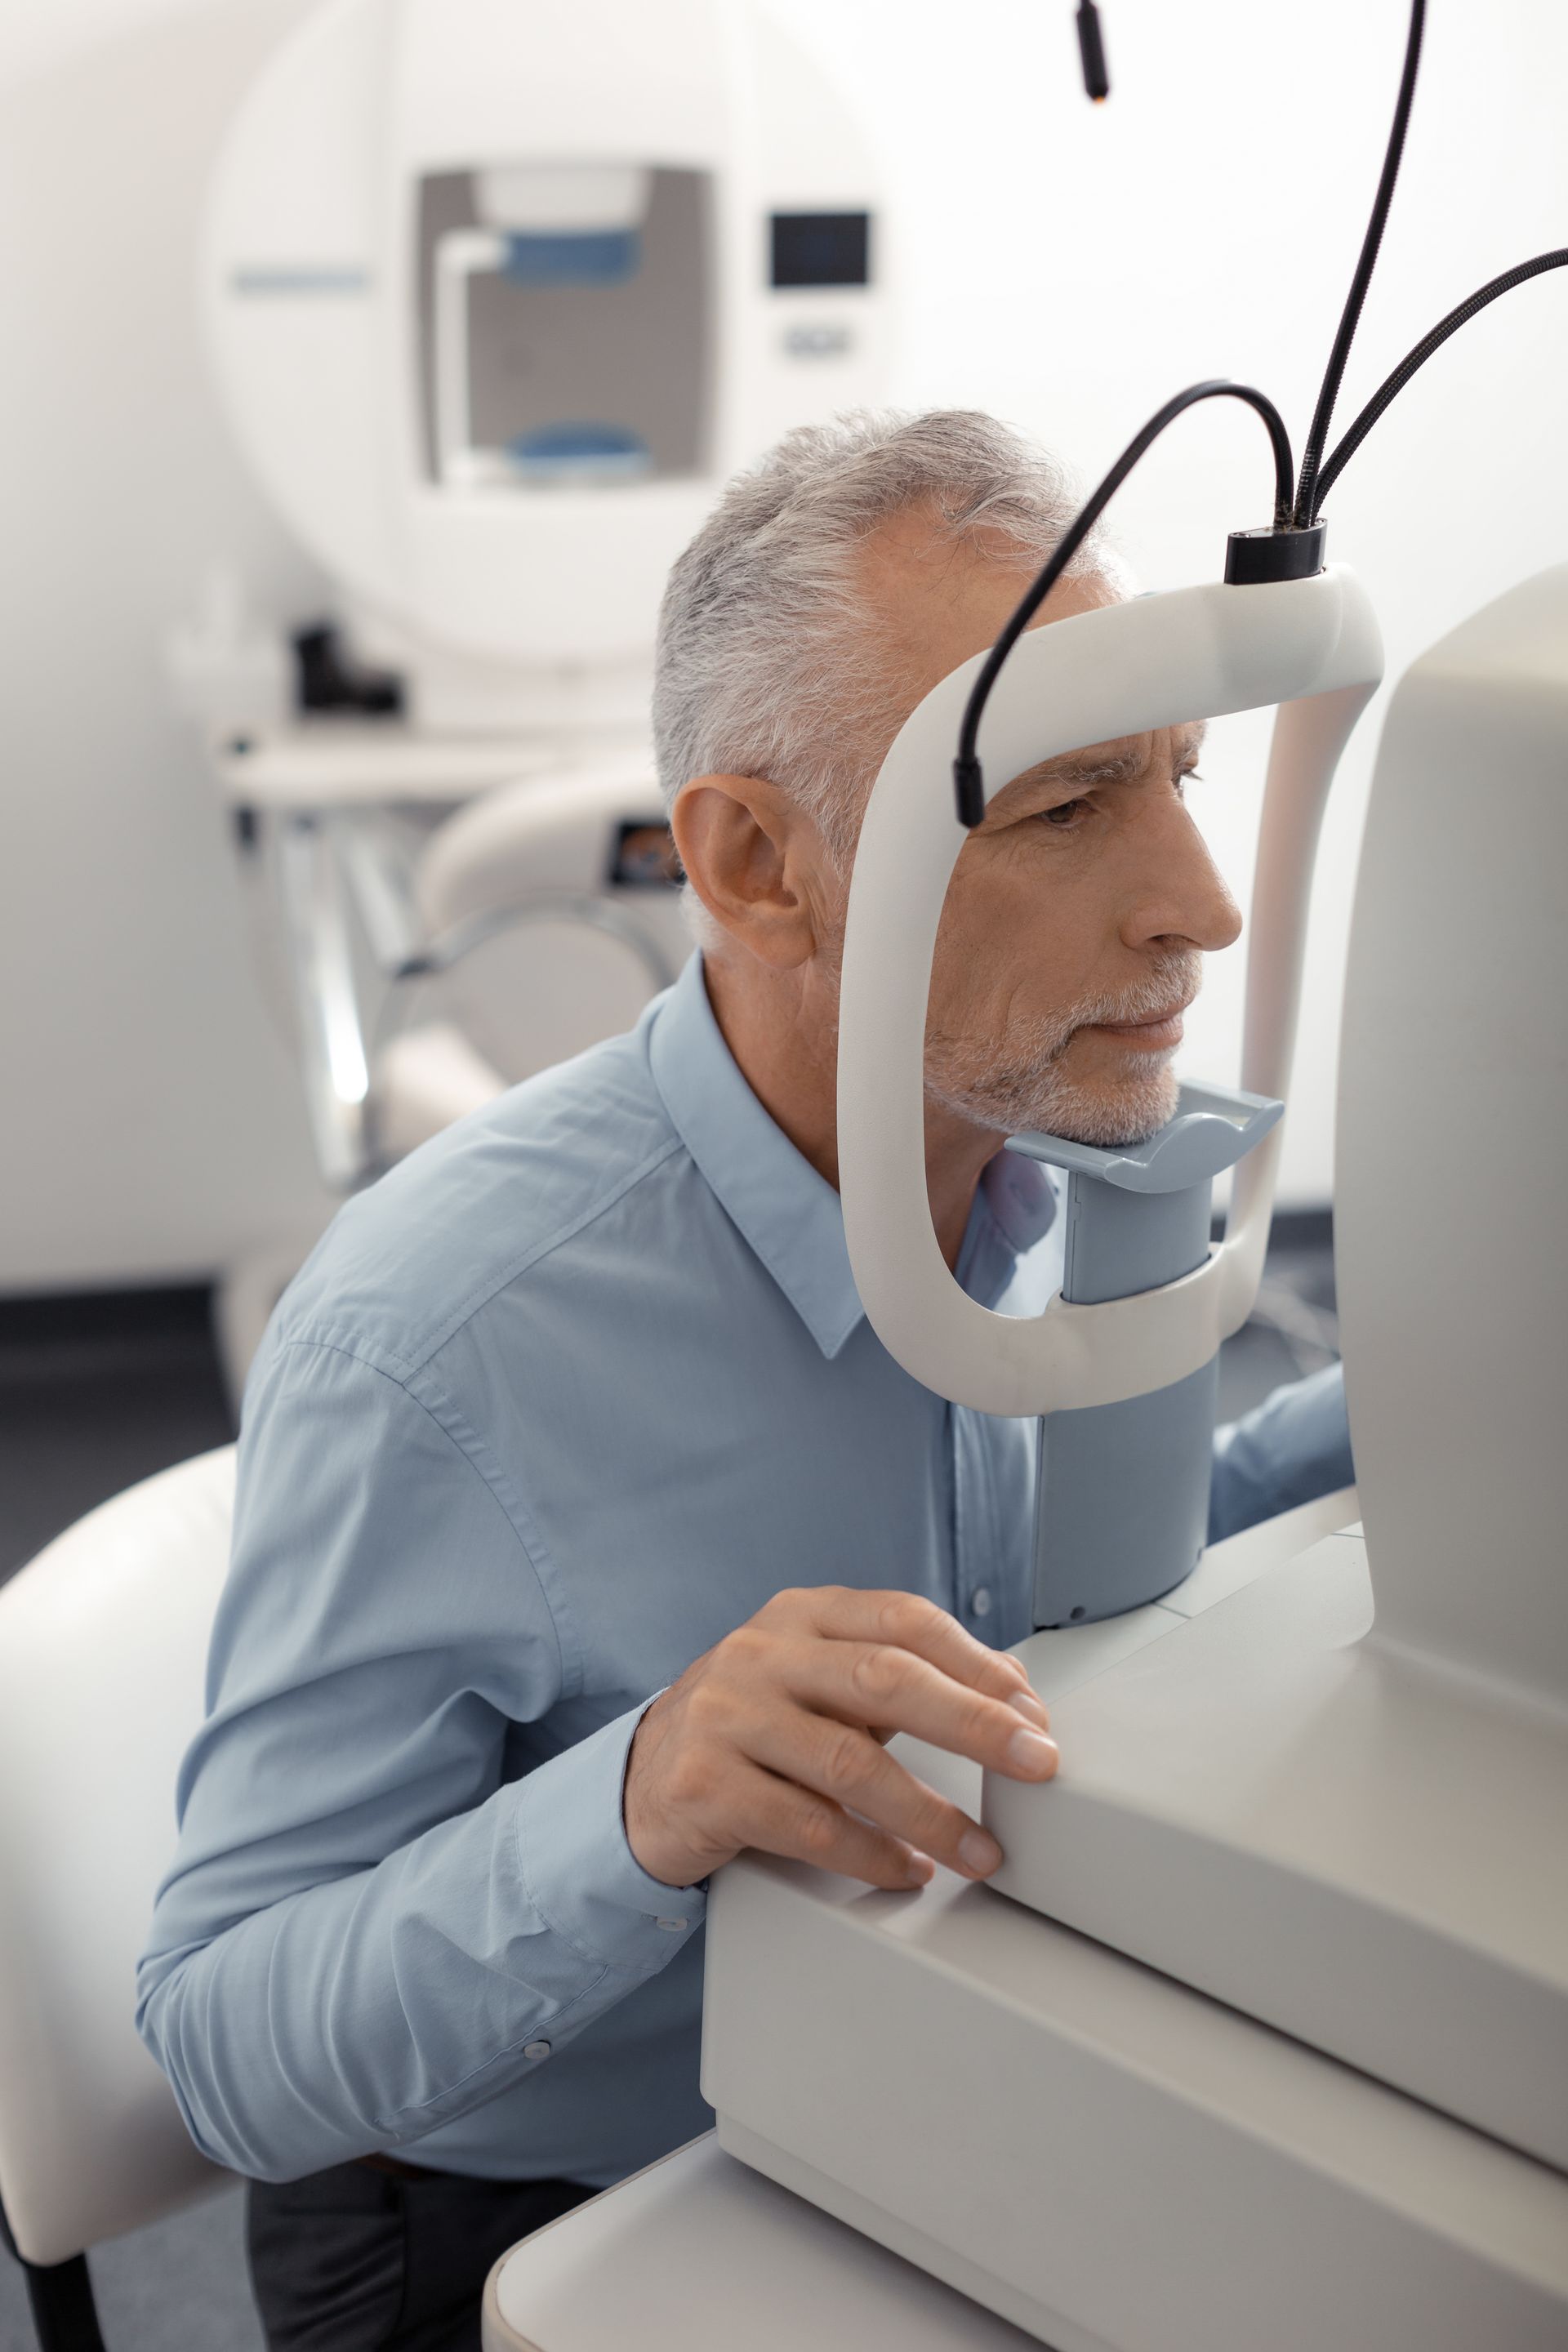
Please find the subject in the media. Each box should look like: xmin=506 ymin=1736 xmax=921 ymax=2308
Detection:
xmin=923 ymin=951 xmax=1202 ymax=1147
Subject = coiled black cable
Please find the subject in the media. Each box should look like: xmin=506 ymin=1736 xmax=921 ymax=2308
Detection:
xmin=1293 ymin=0 xmax=1427 ymax=524
xmin=951 ymin=380 xmax=1294 ymax=825
xmin=1312 ymin=249 xmax=1568 ymax=509
xmin=948 ymin=2 xmax=1561 ymax=829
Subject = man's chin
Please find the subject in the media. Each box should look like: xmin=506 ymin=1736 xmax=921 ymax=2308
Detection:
xmin=924 ymin=1049 xmax=1181 ymax=1149
xmin=982 ymin=1067 xmax=1178 ymax=1148
xmin=1038 ymin=1094 xmax=1174 ymax=1148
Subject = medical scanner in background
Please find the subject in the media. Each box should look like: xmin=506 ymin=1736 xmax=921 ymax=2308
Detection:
xmin=158 ymin=0 xmax=890 ymax=1378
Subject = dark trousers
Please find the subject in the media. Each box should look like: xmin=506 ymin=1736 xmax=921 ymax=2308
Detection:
xmin=246 ymin=2160 xmax=594 ymax=2350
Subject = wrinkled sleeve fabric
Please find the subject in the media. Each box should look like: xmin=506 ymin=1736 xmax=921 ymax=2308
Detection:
xmin=135 ymin=1334 xmax=702 ymax=2184
xmin=1208 ymin=1359 xmax=1356 ymax=1544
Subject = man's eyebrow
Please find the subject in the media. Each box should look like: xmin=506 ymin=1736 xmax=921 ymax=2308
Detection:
xmin=1000 ymin=746 xmax=1143 ymax=795
xmin=1078 ymin=724 xmax=1208 ymax=782
xmin=1008 ymin=724 xmax=1209 ymax=795
xmin=1044 ymin=748 xmax=1146 ymax=786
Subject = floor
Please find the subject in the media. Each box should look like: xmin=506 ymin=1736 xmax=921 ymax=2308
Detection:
xmin=0 ymin=2189 xmax=261 ymax=2352
xmin=0 ymin=1290 xmax=235 ymax=1588
xmin=0 ymin=1224 xmax=1337 ymax=2349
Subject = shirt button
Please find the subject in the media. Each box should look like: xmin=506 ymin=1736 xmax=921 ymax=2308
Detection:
xmin=655 ymin=1916 xmax=688 ymax=1932
xmin=523 ymin=2041 xmax=551 ymax=2060
xmin=971 ymin=1587 xmax=992 ymax=1619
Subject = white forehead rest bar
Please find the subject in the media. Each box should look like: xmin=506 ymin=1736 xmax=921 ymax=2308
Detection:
xmin=835 ymin=564 xmax=1383 ymax=1417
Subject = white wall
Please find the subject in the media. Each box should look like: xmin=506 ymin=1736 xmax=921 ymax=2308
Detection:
xmin=1 ymin=0 xmax=1565 ymax=1289
xmin=0 ymin=0 xmax=331 ymax=1292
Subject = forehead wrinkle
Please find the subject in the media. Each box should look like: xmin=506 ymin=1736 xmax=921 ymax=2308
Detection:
xmin=1007 ymin=719 xmax=1209 ymax=795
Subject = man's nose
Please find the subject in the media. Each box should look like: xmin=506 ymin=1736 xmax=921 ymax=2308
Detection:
xmin=1121 ymin=798 xmax=1243 ymax=954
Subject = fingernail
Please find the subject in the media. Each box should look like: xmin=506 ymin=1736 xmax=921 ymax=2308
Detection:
xmin=1007 ymin=1688 xmax=1052 ymax=1730
xmin=904 ymin=1851 xmax=936 ymax=1886
xmin=1007 ymin=1726 xmax=1059 ymax=1776
xmin=958 ymin=1828 xmax=1003 ymax=1877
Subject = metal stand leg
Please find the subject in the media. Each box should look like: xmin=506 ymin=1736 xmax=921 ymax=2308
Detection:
xmin=274 ymin=813 xmax=373 ymax=1191
xmin=0 ymin=2194 xmax=107 ymax=2352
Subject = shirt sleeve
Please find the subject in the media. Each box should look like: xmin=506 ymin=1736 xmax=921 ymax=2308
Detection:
xmin=136 ymin=1332 xmax=703 ymax=2184
xmin=1207 ymin=1359 xmax=1356 ymax=1545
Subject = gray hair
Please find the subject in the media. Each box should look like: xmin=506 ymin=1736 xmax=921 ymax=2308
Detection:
xmin=652 ymin=407 xmax=1119 ymax=866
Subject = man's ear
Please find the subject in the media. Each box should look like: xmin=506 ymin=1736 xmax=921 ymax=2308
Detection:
xmin=670 ymin=773 xmax=826 ymax=970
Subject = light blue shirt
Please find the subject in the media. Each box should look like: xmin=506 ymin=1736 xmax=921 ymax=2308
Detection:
xmin=137 ymin=954 xmax=1352 ymax=2187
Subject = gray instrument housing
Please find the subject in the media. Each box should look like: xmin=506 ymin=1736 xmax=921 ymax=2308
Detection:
xmin=1007 ymin=1080 xmax=1283 ymax=1627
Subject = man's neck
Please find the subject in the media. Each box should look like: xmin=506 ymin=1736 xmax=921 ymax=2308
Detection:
xmin=701 ymin=951 xmax=999 ymax=1272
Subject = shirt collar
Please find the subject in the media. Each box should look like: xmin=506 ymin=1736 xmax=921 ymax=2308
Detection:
xmin=649 ymin=956 xmax=865 ymax=1359
xmin=648 ymin=954 xmax=1057 ymax=1363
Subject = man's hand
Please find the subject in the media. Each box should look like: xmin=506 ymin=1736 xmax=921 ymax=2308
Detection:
xmin=624 ymin=1586 xmax=1058 ymax=1892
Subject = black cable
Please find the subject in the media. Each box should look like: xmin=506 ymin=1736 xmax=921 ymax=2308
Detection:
xmin=1313 ymin=248 xmax=1568 ymax=508
xmin=1294 ymin=0 xmax=1426 ymax=527
xmin=951 ymin=380 xmax=1294 ymax=826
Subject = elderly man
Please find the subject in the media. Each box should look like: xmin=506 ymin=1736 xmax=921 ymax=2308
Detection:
xmin=139 ymin=410 xmax=1351 ymax=2348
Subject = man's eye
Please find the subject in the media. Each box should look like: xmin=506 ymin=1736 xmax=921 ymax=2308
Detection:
xmin=1042 ymin=798 xmax=1088 ymax=828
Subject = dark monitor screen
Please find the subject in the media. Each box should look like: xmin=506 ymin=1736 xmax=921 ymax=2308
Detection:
xmin=769 ymin=212 xmax=871 ymax=289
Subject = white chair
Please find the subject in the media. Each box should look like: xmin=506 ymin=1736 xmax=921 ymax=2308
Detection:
xmin=0 ymin=1449 xmax=237 ymax=2350
xmin=279 ymin=761 xmax=688 ymax=1187
xmin=373 ymin=763 xmax=689 ymax=1159
xmin=216 ymin=765 xmax=690 ymax=1402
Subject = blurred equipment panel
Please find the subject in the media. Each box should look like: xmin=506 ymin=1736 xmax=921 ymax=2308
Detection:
xmin=173 ymin=0 xmax=889 ymax=1236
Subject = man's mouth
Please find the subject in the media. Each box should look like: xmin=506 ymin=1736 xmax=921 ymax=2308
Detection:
xmin=1083 ymin=999 xmax=1191 ymax=1050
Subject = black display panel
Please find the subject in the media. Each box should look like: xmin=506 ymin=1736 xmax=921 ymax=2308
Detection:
xmin=769 ymin=212 xmax=871 ymax=289
xmin=608 ymin=818 xmax=683 ymax=889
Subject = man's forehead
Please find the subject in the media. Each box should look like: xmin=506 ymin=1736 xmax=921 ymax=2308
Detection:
xmin=850 ymin=511 xmax=1205 ymax=782
xmin=853 ymin=506 xmax=1108 ymax=681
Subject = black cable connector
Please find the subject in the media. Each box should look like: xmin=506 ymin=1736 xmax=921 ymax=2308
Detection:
xmin=1224 ymin=523 xmax=1326 ymax=585
xmin=1076 ymin=2 xmax=1110 ymax=102
xmin=952 ymin=755 xmax=986 ymax=831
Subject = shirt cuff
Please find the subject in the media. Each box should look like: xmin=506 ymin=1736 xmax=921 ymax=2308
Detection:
xmin=1209 ymin=1361 xmax=1355 ymax=1544
xmin=510 ymin=1699 xmax=706 ymax=1976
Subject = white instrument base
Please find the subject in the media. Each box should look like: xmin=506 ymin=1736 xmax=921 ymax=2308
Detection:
xmin=702 ymin=1500 xmax=1568 ymax=2352
xmin=986 ymin=1530 xmax=1568 ymax=2172
xmin=704 ymin=1849 xmax=1568 ymax=2352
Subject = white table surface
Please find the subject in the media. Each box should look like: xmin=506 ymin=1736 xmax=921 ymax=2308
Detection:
xmin=213 ymin=727 xmax=554 ymax=808
xmin=483 ymin=2133 xmax=1041 ymax=2350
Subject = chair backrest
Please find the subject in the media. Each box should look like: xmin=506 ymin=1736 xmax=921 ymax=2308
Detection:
xmin=416 ymin=764 xmax=690 ymax=1085
xmin=0 ymin=1448 xmax=235 ymax=2265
